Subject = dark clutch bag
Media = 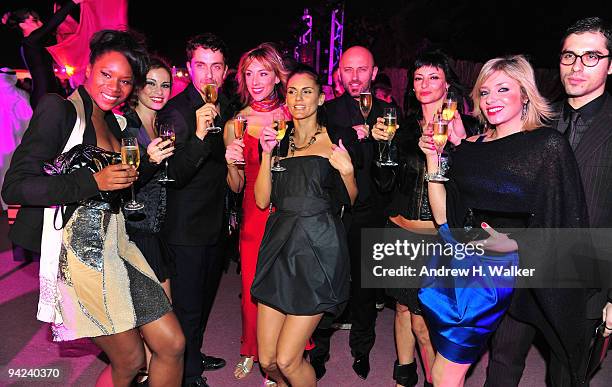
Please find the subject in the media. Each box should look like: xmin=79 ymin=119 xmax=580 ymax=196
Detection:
xmin=43 ymin=144 xmax=121 ymax=202
xmin=583 ymin=322 xmax=611 ymax=382
xmin=461 ymin=208 xmax=531 ymax=242
xmin=43 ymin=143 xmax=121 ymax=176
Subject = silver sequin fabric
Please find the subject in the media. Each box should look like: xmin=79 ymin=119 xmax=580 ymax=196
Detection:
xmin=52 ymin=201 xmax=171 ymax=341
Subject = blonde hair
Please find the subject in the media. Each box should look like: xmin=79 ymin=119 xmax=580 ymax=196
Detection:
xmin=236 ymin=42 xmax=289 ymax=107
xmin=471 ymin=55 xmax=555 ymax=131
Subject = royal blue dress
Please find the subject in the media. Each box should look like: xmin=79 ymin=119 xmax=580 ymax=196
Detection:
xmin=418 ymin=129 xmax=586 ymax=364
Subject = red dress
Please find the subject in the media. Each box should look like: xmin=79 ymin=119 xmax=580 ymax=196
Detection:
xmin=239 ymin=131 xmax=269 ymax=359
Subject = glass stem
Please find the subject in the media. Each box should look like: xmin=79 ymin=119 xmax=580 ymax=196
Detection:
xmin=437 ymin=151 xmax=442 ymax=176
xmin=164 ymin=159 xmax=169 ymax=177
xmin=130 ymin=184 xmax=136 ymax=203
xmin=275 ymin=143 xmax=280 ymax=168
xmin=387 ymin=140 xmax=392 ymax=162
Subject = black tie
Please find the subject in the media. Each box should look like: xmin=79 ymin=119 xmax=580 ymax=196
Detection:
xmin=565 ymin=110 xmax=580 ymax=150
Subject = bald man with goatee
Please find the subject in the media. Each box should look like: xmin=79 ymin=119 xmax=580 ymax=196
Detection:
xmin=309 ymin=45 xmax=397 ymax=381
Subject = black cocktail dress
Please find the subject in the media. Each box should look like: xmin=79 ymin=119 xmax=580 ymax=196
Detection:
xmin=251 ymin=156 xmax=351 ymax=316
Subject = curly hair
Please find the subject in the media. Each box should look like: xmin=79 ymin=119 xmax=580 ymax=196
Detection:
xmin=124 ymin=56 xmax=173 ymax=111
xmin=236 ymin=42 xmax=289 ymax=107
xmin=89 ymin=29 xmax=150 ymax=89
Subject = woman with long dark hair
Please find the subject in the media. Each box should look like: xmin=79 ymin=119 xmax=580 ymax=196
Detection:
xmin=121 ymin=56 xmax=176 ymax=384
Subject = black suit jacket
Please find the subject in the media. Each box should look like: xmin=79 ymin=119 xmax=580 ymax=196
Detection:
xmin=554 ymin=93 xmax=612 ymax=313
xmin=324 ymin=93 xmax=394 ymax=221
xmin=2 ymin=87 xmax=119 ymax=253
xmin=156 ymin=83 xmax=234 ymax=246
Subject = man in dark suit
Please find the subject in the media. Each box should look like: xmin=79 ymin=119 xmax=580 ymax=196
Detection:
xmin=156 ymin=33 xmax=234 ymax=387
xmin=485 ymin=17 xmax=612 ymax=387
xmin=310 ymin=45 xmax=396 ymax=380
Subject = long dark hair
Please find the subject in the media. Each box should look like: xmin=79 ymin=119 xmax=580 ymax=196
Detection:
xmin=403 ymin=50 xmax=472 ymax=118
xmin=123 ymin=56 xmax=172 ymax=111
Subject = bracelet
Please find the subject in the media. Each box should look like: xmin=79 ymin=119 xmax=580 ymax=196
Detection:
xmin=424 ymin=173 xmax=438 ymax=182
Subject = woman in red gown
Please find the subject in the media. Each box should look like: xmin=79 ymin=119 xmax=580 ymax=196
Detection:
xmin=223 ymin=43 xmax=290 ymax=382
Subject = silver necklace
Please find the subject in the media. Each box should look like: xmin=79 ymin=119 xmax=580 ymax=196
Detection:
xmin=289 ymin=126 xmax=322 ymax=156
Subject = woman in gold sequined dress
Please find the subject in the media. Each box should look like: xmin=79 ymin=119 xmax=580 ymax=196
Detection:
xmin=2 ymin=30 xmax=184 ymax=387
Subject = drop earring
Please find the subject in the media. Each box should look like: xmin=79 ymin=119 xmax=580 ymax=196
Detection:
xmin=521 ymin=102 xmax=528 ymax=121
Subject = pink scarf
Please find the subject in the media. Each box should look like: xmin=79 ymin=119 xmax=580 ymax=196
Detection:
xmin=250 ymin=89 xmax=282 ymax=112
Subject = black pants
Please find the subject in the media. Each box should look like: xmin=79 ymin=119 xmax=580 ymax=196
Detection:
xmin=485 ymin=313 xmax=600 ymax=387
xmin=311 ymin=209 xmax=382 ymax=360
xmin=169 ymin=243 xmax=224 ymax=383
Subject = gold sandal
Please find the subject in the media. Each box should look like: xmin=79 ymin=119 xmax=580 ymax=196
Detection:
xmin=234 ymin=356 xmax=254 ymax=379
xmin=264 ymin=379 xmax=277 ymax=387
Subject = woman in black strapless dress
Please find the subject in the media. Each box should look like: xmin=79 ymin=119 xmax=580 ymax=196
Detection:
xmin=251 ymin=65 xmax=358 ymax=387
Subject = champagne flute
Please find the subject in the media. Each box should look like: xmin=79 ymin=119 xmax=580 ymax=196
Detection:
xmin=379 ymin=107 xmax=398 ymax=167
xmin=232 ymin=115 xmax=247 ymax=165
xmin=271 ymin=112 xmax=287 ymax=172
xmin=157 ymin=122 xmax=175 ymax=183
xmin=121 ymin=137 xmax=145 ymax=210
xmin=359 ymin=92 xmax=372 ymax=140
xmin=203 ymin=82 xmax=222 ymax=133
xmin=441 ymin=91 xmax=458 ymax=122
xmin=429 ymin=113 xmax=449 ymax=182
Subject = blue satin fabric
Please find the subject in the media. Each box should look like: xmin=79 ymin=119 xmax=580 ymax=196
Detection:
xmin=418 ymin=224 xmax=519 ymax=364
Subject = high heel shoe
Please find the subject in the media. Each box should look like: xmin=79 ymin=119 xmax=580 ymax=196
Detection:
xmin=263 ymin=378 xmax=277 ymax=387
xmin=234 ymin=356 xmax=254 ymax=379
xmin=393 ymin=360 xmax=418 ymax=387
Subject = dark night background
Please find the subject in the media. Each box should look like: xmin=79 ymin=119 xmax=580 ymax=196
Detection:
xmin=1 ymin=0 xmax=611 ymax=72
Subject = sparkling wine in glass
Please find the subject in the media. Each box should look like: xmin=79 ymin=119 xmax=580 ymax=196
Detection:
xmin=157 ymin=122 xmax=175 ymax=183
xmin=379 ymin=107 xmax=398 ymax=166
xmin=441 ymin=91 xmax=458 ymax=122
xmin=232 ymin=115 xmax=247 ymax=165
xmin=203 ymin=82 xmax=222 ymax=133
xmin=121 ymin=137 xmax=145 ymax=210
xmin=430 ymin=114 xmax=449 ymax=182
xmin=359 ymin=92 xmax=372 ymax=140
xmin=271 ymin=113 xmax=287 ymax=172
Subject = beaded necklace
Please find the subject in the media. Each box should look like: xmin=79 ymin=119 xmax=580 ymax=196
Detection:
xmin=289 ymin=126 xmax=322 ymax=156
xmin=250 ymin=89 xmax=282 ymax=112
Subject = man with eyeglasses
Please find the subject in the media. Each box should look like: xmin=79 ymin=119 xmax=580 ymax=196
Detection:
xmin=485 ymin=16 xmax=612 ymax=387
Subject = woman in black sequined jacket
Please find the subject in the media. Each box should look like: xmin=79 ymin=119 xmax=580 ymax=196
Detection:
xmin=122 ymin=57 xmax=175 ymax=300
xmin=121 ymin=57 xmax=177 ymax=384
